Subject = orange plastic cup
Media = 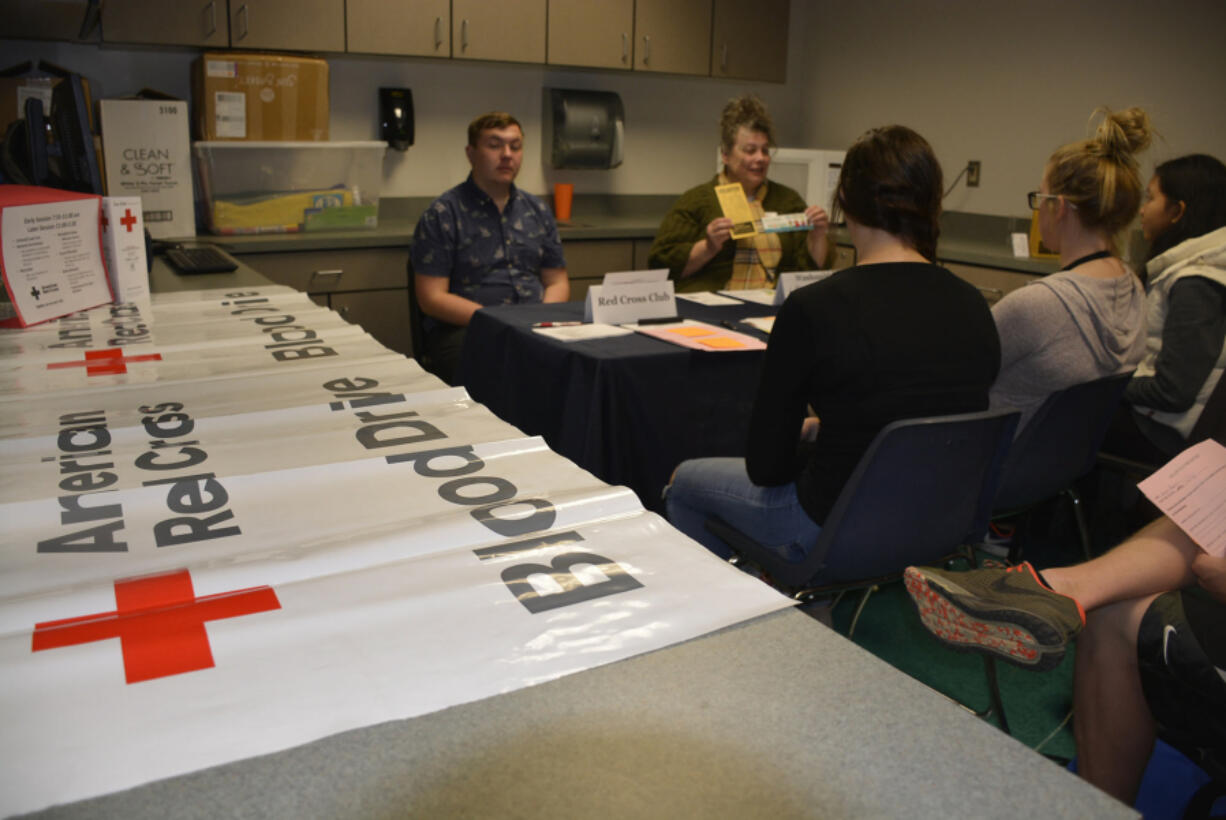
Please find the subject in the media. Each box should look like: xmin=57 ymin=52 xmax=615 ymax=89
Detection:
xmin=553 ymin=183 xmax=574 ymax=222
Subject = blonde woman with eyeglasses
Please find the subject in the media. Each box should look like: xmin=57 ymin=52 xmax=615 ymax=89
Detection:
xmin=988 ymin=107 xmax=1152 ymax=433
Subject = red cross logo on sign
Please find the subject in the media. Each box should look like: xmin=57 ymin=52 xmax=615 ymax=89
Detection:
xmin=46 ymin=348 xmax=162 ymax=377
xmin=32 ymin=569 xmax=281 ymax=684
xmin=120 ymin=208 xmax=138 ymax=232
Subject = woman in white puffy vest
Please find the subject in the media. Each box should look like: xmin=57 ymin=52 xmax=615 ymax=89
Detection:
xmin=1121 ymin=154 xmax=1226 ymax=457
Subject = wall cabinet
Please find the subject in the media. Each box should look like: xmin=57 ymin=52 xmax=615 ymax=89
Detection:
xmin=229 ymin=0 xmax=344 ymax=52
xmin=235 ymin=247 xmax=412 ymax=356
xmin=634 ymin=0 xmax=712 ymax=77
xmin=547 ymin=0 xmax=634 ymax=70
xmin=563 ymin=239 xmax=635 ymax=302
xmin=346 ymin=0 xmax=450 ymax=58
xmin=102 ymin=0 xmax=229 ymax=47
xmin=711 ymin=0 xmax=789 ymax=83
xmin=452 ymin=0 xmax=547 ymax=64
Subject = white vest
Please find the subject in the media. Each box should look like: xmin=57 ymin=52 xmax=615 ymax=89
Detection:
xmin=1133 ymin=226 xmax=1226 ymax=437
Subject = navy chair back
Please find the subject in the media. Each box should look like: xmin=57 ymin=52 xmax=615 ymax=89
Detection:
xmin=995 ymin=372 xmax=1132 ymax=510
xmin=717 ymin=409 xmax=1019 ymax=588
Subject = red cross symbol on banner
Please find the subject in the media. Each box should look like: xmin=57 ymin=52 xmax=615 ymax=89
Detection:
xmin=46 ymin=348 xmax=162 ymax=377
xmin=120 ymin=208 xmax=138 ymax=232
xmin=32 ymin=569 xmax=281 ymax=684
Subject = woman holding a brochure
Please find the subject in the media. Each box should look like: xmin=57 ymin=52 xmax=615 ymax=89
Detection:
xmin=648 ymin=96 xmax=832 ymax=292
xmin=664 ymin=125 xmax=1000 ymax=567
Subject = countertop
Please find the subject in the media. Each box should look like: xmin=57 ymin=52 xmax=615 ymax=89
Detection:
xmin=187 ymin=194 xmax=1061 ymax=276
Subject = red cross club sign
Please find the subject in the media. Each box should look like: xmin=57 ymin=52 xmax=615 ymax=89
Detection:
xmin=46 ymin=348 xmax=162 ymax=377
xmin=32 ymin=569 xmax=281 ymax=684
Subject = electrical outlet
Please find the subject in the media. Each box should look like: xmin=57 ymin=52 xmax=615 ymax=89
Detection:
xmin=967 ymin=161 xmax=981 ymax=187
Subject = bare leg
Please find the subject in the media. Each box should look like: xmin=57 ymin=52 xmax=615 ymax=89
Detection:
xmin=1074 ymin=593 xmax=1159 ymax=804
xmin=1045 ymin=516 xmax=1198 ymax=610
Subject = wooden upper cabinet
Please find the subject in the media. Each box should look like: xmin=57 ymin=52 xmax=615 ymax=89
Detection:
xmin=634 ymin=0 xmax=712 ymax=77
xmin=347 ymin=0 xmax=450 ymax=57
xmin=547 ymin=0 xmax=634 ymax=71
xmin=452 ymin=0 xmax=547 ymax=64
xmin=8 ymin=0 xmax=96 ymax=41
xmin=102 ymin=0 xmax=228 ymax=47
xmin=229 ymin=0 xmax=345 ymax=52
xmin=711 ymin=0 xmax=789 ymax=83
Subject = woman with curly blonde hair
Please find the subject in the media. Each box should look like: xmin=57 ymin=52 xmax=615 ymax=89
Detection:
xmin=988 ymin=107 xmax=1153 ymax=433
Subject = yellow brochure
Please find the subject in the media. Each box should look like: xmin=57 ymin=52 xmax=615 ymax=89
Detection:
xmin=715 ymin=183 xmax=758 ymax=239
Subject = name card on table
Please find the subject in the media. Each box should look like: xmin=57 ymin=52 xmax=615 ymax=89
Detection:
xmin=584 ymin=268 xmax=677 ymax=324
xmin=774 ymin=269 xmax=833 ymax=305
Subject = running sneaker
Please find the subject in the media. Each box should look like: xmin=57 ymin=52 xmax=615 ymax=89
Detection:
xmin=903 ymin=562 xmax=1086 ymax=671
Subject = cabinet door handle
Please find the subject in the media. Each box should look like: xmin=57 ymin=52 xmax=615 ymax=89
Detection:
xmin=642 ymin=34 xmax=650 ymax=65
xmin=434 ymin=16 xmax=442 ymax=50
xmin=461 ymin=19 xmax=468 ymax=52
xmin=235 ymin=4 xmax=248 ymax=40
xmin=310 ymin=269 xmax=343 ymax=284
xmin=721 ymin=43 xmax=728 ymax=71
xmin=203 ymin=0 xmax=217 ymax=38
xmin=621 ymin=32 xmax=628 ymax=63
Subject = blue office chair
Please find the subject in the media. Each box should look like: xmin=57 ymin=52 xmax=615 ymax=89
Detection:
xmin=706 ymin=409 xmax=1018 ymax=593
xmin=991 ymin=372 xmax=1133 ymax=561
xmin=704 ymin=408 xmax=1020 ymax=731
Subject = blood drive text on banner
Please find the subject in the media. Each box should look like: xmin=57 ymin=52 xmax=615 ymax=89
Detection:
xmin=0 ymin=284 xmax=793 ymax=816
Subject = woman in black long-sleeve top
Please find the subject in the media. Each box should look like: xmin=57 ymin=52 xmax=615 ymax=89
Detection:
xmin=665 ymin=126 xmax=1001 ymax=563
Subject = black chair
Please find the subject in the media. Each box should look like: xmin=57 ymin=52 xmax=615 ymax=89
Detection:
xmin=405 ymin=256 xmax=432 ymax=372
xmin=991 ymin=372 xmax=1133 ymax=561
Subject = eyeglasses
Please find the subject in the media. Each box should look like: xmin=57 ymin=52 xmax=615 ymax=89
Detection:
xmin=1027 ymin=191 xmax=1077 ymax=211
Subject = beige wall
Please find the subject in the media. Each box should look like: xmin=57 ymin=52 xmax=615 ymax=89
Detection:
xmin=5 ymin=0 xmax=1224 ymax=213
xmin=795 ymin=0 xmax=1226 ymax=217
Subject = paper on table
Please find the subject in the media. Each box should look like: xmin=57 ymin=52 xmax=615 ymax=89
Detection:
xmin=718 ymin=288 xmax=777 ymax=306
xmin=532 ymin=323 xmax=635 ymax=341
xmin=676 ymin=291 xmax=742 ymax=306
xmin=740 ymin=316 xmax=775 ymax=334
xmin=715 ymin=183 xmax=758 ymax=239
xmin=633 ymin=319 xmax=766 ymax=352
xmin=1137 ymin=439 xmax=1226 ymax=556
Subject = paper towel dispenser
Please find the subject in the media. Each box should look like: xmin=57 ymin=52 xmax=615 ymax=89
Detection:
xmin=544 ymin=88 xmax=624 ymax=170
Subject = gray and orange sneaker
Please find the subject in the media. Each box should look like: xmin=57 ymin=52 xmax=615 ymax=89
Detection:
xmin=903 ymin=562 xmax=1086 ymax=672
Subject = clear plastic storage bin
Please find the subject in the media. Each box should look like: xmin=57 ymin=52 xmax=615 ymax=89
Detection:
xmin=193 ymin=141 xmax=386 ymax=234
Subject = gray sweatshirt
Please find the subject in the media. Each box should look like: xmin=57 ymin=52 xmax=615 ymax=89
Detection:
xmin=989 ymin=267 xmax=1147 ymax=433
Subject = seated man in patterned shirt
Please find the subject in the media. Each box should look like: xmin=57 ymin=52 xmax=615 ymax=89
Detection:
xmin=410 ymin=111 xmax=569 ymax=385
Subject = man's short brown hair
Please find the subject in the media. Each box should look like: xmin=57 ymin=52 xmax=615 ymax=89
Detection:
xmin=468 ymin=112 xmax=522 ymax=147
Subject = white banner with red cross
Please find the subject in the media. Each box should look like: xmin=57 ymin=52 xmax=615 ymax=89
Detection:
xmin=0 ymin=289 xmax=792 ymax=815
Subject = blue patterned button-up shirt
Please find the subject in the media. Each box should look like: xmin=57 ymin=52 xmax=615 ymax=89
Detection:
xmin=411 ymin=175 xmax=566 ymax=315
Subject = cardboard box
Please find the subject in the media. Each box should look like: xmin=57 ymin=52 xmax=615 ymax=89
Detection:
xmin=99 ymin=98 xmax=195 ymax=238
xmin=191 ymin=52 xmax=329 ymax=141
xmin=100 ymin=196 xmax=150 ymax=305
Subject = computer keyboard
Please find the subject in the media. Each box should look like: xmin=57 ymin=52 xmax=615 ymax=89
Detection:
xmin=164 ymin=245 xmax=239 ymax=274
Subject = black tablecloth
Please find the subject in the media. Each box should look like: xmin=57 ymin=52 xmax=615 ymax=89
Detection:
xmin=460 ymin=298 xmax=775 ymax=511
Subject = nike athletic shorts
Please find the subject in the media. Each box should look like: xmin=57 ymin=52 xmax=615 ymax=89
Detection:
xmin=1137 ymin=587 xmax=1226 ymax=756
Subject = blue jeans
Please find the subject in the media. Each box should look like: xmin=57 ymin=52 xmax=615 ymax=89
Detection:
xmin=664 ymin=457 xmax=822 ymax=562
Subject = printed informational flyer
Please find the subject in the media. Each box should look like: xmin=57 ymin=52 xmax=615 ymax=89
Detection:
xmin=0 ymin=196 xmax=111 ymax=327
xmin=715 ymin=183 xmax=758 ymax=239
xmin=1138 ymin=438 xmax=1226 ymax=556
